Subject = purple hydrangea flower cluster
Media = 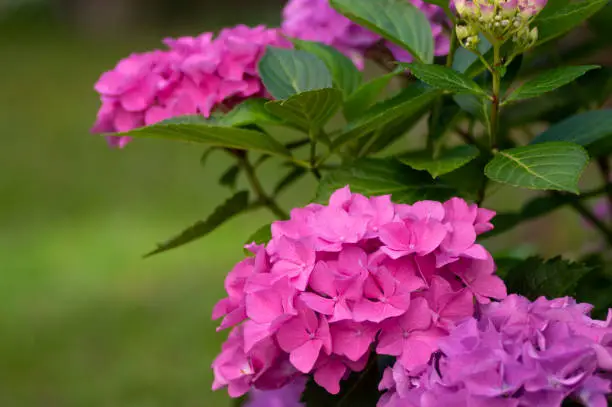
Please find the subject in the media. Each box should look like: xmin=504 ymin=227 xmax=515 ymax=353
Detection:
xmin=91 ymin=25 xmax=289 ymax=148
xmin=211 ymin=186 xmax=506 ymax=398
xmin=380 ymin=294 xmax=612 ymax=407
xmin=282 ymin=0 xmax=450 ymax=67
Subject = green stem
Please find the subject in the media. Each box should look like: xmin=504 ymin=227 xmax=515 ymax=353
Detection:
xmin=489 ymin=44 xmax=502 ymax=150
xmin=239 ymin=156 xmax=289 ymax=220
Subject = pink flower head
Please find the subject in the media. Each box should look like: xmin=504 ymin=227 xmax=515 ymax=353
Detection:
xmin=213 ymin=187 xmax=503 ymax=399
xmin=282 ymin=0 xmax=450 ymax=68
xmin=384 ymin=295 xmax=612 ymax=406
xmin=92 ymin=25 xmax=290 ymax=147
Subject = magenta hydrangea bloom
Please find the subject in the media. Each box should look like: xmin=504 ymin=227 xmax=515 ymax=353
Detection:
xmin=379 ymin=294 xmax=612 ymax=407
xmin=212 ymin=186 xmax=506 ymax=398
xmin=92 ymin=25 xmax=290 ymax=148
xmin=282 ymin=0 xmax=450 ymax=67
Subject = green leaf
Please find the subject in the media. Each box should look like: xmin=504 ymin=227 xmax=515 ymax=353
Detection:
xmin=330 ymin=0 xmax=435 ymax=63
xmin=505 ymin=65 xmax=600 ymax=103
xmin=316 ymin=158 xmax=456 ymax=204
xmin=531 ymin=110 xmax=612 ymax=151
xmin=454 ymin=93 xmax=491 ymax=125
xmin=273 ymin=167 xmax=307 ymax=196
xmin=402 ymin=63 xmax=488 ymax=96
xmin=500 ymin=54 xmax=524 ymax=95
xmin=302 ymin=358 xmax=381 ymax=407
xmin=333 ymin=85 xmax=440 ymax=151
xmin=244 ymin=223 xmax=272 ymax=254
xmin=219 ymin=165 xmax=240 ymax=190
xmin=428 ymin=97 xmax=463 ymax=148
xmin=575 ymin=255 xmax=612 ymax=319
xmin=398 ymin=145 xmax=480 ymax=178
xmin=485 ymin=142 xmax=589 ymax=193
xmin=504 ymin=257 xmax=595 ymax=300
xmin=264 ymin=88 xmax=343 ymax=131
xmin=118 ymin=122 xmax=292 ymax=158
xmin=258 ymin=47 xmax=333 ymax=100
xmin=292 ymin=39 xmax=362 ymax=97
xmin=145 ymin=191 xmax=250 ymax=257
xmin=358 ymin=106 xmax=431 ymax=155
xmin=218 ymin=99 xmax=283 ymax=127
xmin=439 ymin=157 xmax=488 ymax=200
xmin=453 ymin=35 xmax=492 ymax=76
xmin=537 ymin=0 xmax=571 ymax=19
xmin=534 ymin=0 xmax=610 ymax=46
xmin=343 ymin=69 xmax=403 ymax=122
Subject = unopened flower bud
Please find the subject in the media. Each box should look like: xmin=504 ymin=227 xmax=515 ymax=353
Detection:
xmin=500 ymin=0 xmax=518 ymax=17
xmin=456 ymin=25 xmax=472 ymax=41
xmin=478 ymin=2 xmax=496 ymax=19
xmin=528 ymin=26 xmax=538 ymax=45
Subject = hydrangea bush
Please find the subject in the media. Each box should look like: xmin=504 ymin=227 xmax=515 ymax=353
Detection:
xmin=91 ymin=0 xmax=612 ymax=405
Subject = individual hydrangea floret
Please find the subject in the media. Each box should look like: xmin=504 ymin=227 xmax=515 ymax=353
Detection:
xmin=281 ymin=0 xmax=450 ymax=67
xmin=212 ymin=186 xmax=506 ymax=398
xmin=91 ymin=25 xmax=289 ymax=148
xmin=379 ymin=294 xmax=612 ymax=407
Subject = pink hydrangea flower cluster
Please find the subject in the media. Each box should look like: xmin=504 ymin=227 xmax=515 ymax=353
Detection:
xmin=282 ymin=0 xmax=450 ymax=67
xmin=211 ymin=186 xmax=506 ymax=398
xmin=380 ymin=294 xmax=612 ymax=407
xmin=92 ymin=25 xmax=289 ymax=148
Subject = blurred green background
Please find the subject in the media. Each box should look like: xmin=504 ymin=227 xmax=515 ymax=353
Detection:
xmin=0 ymin=1 xmax=601 ymax=406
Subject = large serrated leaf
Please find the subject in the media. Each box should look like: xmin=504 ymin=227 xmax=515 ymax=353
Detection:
xmin=330 ymin=0 xmax=435 ymax=63
xmin=402 ymin=63 xmax=488 ymax=96
xmin=505 ymin=65 xmax=600 ymax=103
xmin=258 ymin=47 xmax=333 ymax=100
xmin=292 ymin=39 xmax=362 ymax=97
xmin=117 ymin=121 xmax=292 ymax=158
xmin=398 ymin=145 xmax=480 ymax=178
xmin=333 ymin=85 xmax=440 ymax=151
xmin=343 ymin=69 xmax=403 ymax=122
xmin=484 ymin=142 xmax=589 ymax=193
xmin=316 ymin=158 xmax=456 ymax=204
xmin=534 ymin=0 xmax=609 ymax=46
xmin=218 ymin=99 xmax=283 ymax=127
xmin=265 ymin=88 xmax=343 ymax=131
xmin=504 ymin=257 xmax=595 ymax=300
xmin=531 ymin=109 xmax=612 ymax=152
xmin=145 ymin=191 xmax=250 ymax=257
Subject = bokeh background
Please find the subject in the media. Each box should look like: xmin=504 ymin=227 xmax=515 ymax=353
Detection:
xmin=0 ymin=0 xmax=608 ymax=406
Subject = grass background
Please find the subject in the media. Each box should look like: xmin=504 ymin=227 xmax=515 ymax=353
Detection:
xmin=0 ymin=3 xmax=597 ymax=407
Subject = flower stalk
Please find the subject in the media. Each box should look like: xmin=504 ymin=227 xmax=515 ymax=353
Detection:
xmin=239 ymin=155 xmax=289 ymax=220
